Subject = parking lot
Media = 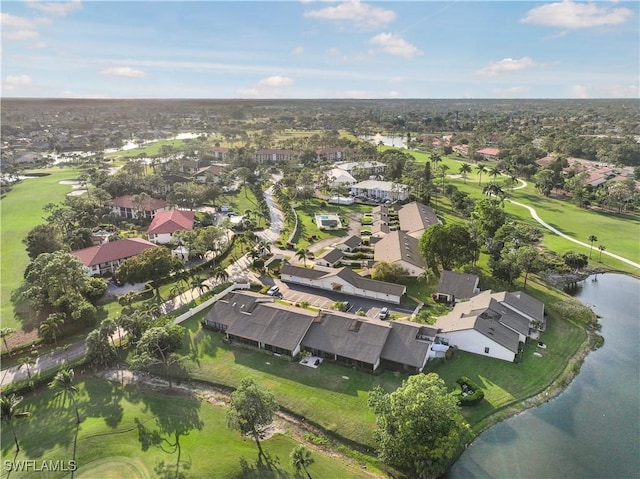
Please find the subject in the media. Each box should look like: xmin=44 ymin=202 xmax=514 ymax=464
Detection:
xmin=272 ymin=280 xmax=414 ymax=320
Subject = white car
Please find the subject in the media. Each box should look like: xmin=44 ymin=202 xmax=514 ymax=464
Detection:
xmin=267 ymin=286 xmax=280 ymax=296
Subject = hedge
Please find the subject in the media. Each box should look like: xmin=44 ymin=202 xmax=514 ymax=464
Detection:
xmin=456 ymin=376 xmax=485 ymax=406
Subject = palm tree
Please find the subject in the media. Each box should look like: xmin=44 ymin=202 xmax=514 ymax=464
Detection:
xmin=18 ymin=356 xmax=36 ymax=382
xmin=40 ymin=313 xmax=65 ymax=346
xmin=49 ymin=368 xmax=81 ymax=424
xmin=290 ymin=444 xmax=314 ymax=479
xmin=588 ymin=235 xmax=598 ymax=258
xmin=476 ymin=163 xmax=486 ymax=186
xmin=212 ymin=265 xmax=229 ymax=284
xmin=1 ymin=394 xmax=31 ymax=452
xmin=295 ymin=248 xmax=310 ymax=267
xmin=598 ymin=244 xmax=606 ymax=262
xmin=488 ymin=166 xmax=501 ymax=185
xmin=459 ymin=163 xmax=472 ymax=184
xmin=191 ymin=276 xmax=210 ymax=297
xmin=0 ymin=327 xmax=16 ymax=354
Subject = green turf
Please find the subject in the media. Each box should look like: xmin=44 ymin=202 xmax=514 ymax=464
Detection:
xmin=0 ymin=168 xmax=82 ymax=330
xmin=0 ymin=376 xmax=375 ymax=479
xmin=177 ymin=316 xmax=406 ymax=447
xmin=104 ymin=139 xmax=188 ymax=159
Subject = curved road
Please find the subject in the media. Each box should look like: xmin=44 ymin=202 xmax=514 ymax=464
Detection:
xmin=507 ymin=179 xmax=639 ymax=269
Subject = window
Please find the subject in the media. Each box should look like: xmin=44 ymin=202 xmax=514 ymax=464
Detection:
xmin=484 ymin=347 xmax=490 ymax=354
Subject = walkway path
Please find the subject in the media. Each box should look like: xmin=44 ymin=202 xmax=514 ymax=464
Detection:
xmin=506 ymin=179 xmax=640 ymax=269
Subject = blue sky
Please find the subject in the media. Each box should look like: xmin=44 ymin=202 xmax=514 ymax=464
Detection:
xmin=1 ymin=1 xmax=638 ymax=98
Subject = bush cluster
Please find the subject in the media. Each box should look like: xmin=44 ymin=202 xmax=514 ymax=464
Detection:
xmin=455 ymin=376 xmax=485 ymax=406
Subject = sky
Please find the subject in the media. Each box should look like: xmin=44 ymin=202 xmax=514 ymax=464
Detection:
xmin=1 ymin=0 xmax=638 ymax=99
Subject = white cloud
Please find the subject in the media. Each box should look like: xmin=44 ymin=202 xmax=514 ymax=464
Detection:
xmin=291 ymin=46 xmax=304 ymax=55
xmin=4 ymin=75 xmax=33 ymax=91
xmin=25 ymin=0 xmax=82 ymax=17
xmin=522 ymin=1 xmax=634 ymax=28
xmin=236 ymin=76 xmax=295 ymax=98
xmin=100 ymin=67 xmax=146 ymax=78
xmin=390 ymin=76 xmax=404 ymax=83
xmin=571 ymin=85 xmax=590 ymax=98
xmin=34 ymin=41 xmax=48 ymax=48
xmin=475 ymin=57 xmax=539 ymax=76
xmin=1 ymin=13 xmax=35 ymax=28
xmin=493 ymin=86 xmax=531 ymax=97
xmin=257 ymin=75 xmax=294 ymax=87
xmin=326 ymin=47 xmax=341 ymax=56
xmin=5 ymin=75 xmax=33 ymax=86
xmin=369 ymin=33 xmax=422 ymax=58
xmin=304 ymin=0 xmax=396 ymax=30
xmin=2 ymin=30 xmax=39 ymax=40
xmin=332 ymin=89 xmax=401 ymax=98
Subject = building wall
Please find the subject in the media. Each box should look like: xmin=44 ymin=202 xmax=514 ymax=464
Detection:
xmin=438 ymin=329 xmax=516 ymax=362
xmin=280 ymin=273 xmax=402 ymax=304
xmin=148 ymin=232 xmax=173 ymax=245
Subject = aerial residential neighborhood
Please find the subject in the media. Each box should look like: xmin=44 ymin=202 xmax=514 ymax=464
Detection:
xmin=1 ymin=1 xmax=639 ymax=477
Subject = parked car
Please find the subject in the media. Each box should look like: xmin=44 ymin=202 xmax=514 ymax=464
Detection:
xmin=267 ymin=285 xmax=280 ymax=296
xmin=379 ymin=307 xmax=389 ymax=319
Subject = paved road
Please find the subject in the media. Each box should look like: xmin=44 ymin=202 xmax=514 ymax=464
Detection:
xmin=507 ymin=179 xmax=640 ymax=269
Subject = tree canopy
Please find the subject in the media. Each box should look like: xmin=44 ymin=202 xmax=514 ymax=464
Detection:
xmin=368 ymin=373 xmax=470 ymax=479
xmin=419 ymin=223 xmax=478 ymax=273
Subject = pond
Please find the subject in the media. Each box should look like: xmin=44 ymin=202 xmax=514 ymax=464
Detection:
xmin=448 ymin=273 xmax=640 ymax=479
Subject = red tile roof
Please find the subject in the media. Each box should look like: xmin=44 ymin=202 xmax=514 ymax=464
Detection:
xmin=71 ymin=238 xmax=157 ymax=267
xmin=111 ymin=195 xmax=168 ymax=211
xmin=477 ymin=147 xmax=500 ymax=156
xmin=147 ymin=209 xmax=195 ymax=235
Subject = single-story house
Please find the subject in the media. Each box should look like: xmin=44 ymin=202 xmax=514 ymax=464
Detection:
xmin=397 ymin=202 xmax=439 ymax=239
xmin=301 ymin=311 xmax=391 ymax=371
xmin=335 ymin=161 xmax=386 ymax=178
xmin=111 ymin=195 xmax=168 ymax=220
xmin=315 ymin=248 xmax=343 ymax=267
xmin=379 ymin=321 xmax=436 ymax=373
xmin=205 ymin=291 xmax=439 ymax=373
xmin=335 ymin=235 xmax=361 ymax=252
xmin=477 ymin=147 xmax=500 ymax=160
xmin=374 ymin=231 xmax=426 ymax=277
xmin=280 ymin=264 xmax=406 ymax=304
xmin=350 ymin=180 xmax=409 ymax=202
xmin=205 ymin=291 xmax=316 ymax=357
xmin=325 ymin=168 xmax=356 ymax=188
xmin=194 ymin=163 xmax=228 ymax=183
xmin=206 ymin=146 xmax=229 ymax=161
xmin=434 ymin=290 xmax=545 ymax=362
xmin=317 ymin=147 xmax=345 ymax=162
xmin=71 ymin=237 xmax=158 ymax=276
xmin=434 ymin=270 xmax=480 ymax=303
xmin=147 ymin=209 xmax=195 ymax=244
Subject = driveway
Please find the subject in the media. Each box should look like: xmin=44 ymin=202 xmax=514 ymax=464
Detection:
xmin=273 ymin=280 xmax=414 ymax=319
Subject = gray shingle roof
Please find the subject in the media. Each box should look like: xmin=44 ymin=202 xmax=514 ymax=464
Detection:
xmin=302 ymin=311 xmax=391 ymax=365
xmin=380 ymin=320 xmax=431 ymax=369
xmin=338 ymin=235 xmax=362 ymax=250
xmin=436 ymin=270 xmax=479 ymax=300
xmin=317 ymin=248 xmax=343 ymax=265
xmin=397 ymin=201 xmax=439 ymax=235
xmin=374 ymin=230 xmax=426 ymax=269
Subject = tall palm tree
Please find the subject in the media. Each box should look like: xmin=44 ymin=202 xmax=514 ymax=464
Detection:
xmin=40 ymin=313 xmax=65 ymax=346
xmin=459 ymin=163 xmax=472 ymax=184
xmin=598 ymin=245 xmax=606 ymax=262
xmin=475 ymin=163 xmax=486 ymax=186
xmin=0 ymin=327 xmax=16 ymax=354
xmin=588 ymin=235 xmax=598 ymax=258
xmin=49 ymin=368 xmax=81 ymax=424
xmin=295 ymin=248 xmax=310 ymax=267
xmin=212 ymin=265 xmax=229 ymax=284
xmin=488 ymin=166 xmax=501 ymax=185
xmin=290 ymin=444 xmax=314 ymax=479
xmin=18 ymin=356 xmax=36 ymax=382
xmin=1 ymin=394 xmax=31 ymax=452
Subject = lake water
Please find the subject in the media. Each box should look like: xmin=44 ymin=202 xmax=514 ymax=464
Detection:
xmin=359 ymin=133 xmax=406 ymax=149
xmin=448 ymin=273 xmax=640 ymax=479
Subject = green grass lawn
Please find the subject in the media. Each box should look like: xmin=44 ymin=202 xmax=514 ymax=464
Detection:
xmin=0 ymin=168 xmax=82 ymax=331
xmin=219 ymin=187 xmax=261 ymax=217
xmin=177 ymin=315 xmax=406 ymax=447
xmin=0 ymin=375 xmax=375 ymax=479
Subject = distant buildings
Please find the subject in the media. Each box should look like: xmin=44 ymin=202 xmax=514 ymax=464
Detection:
xmin=350 ymin=180 xmax=409 ymax=202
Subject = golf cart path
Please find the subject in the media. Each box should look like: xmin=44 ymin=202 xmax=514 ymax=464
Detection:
xmin=508 ymin=179 xmax=639 ymax=269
